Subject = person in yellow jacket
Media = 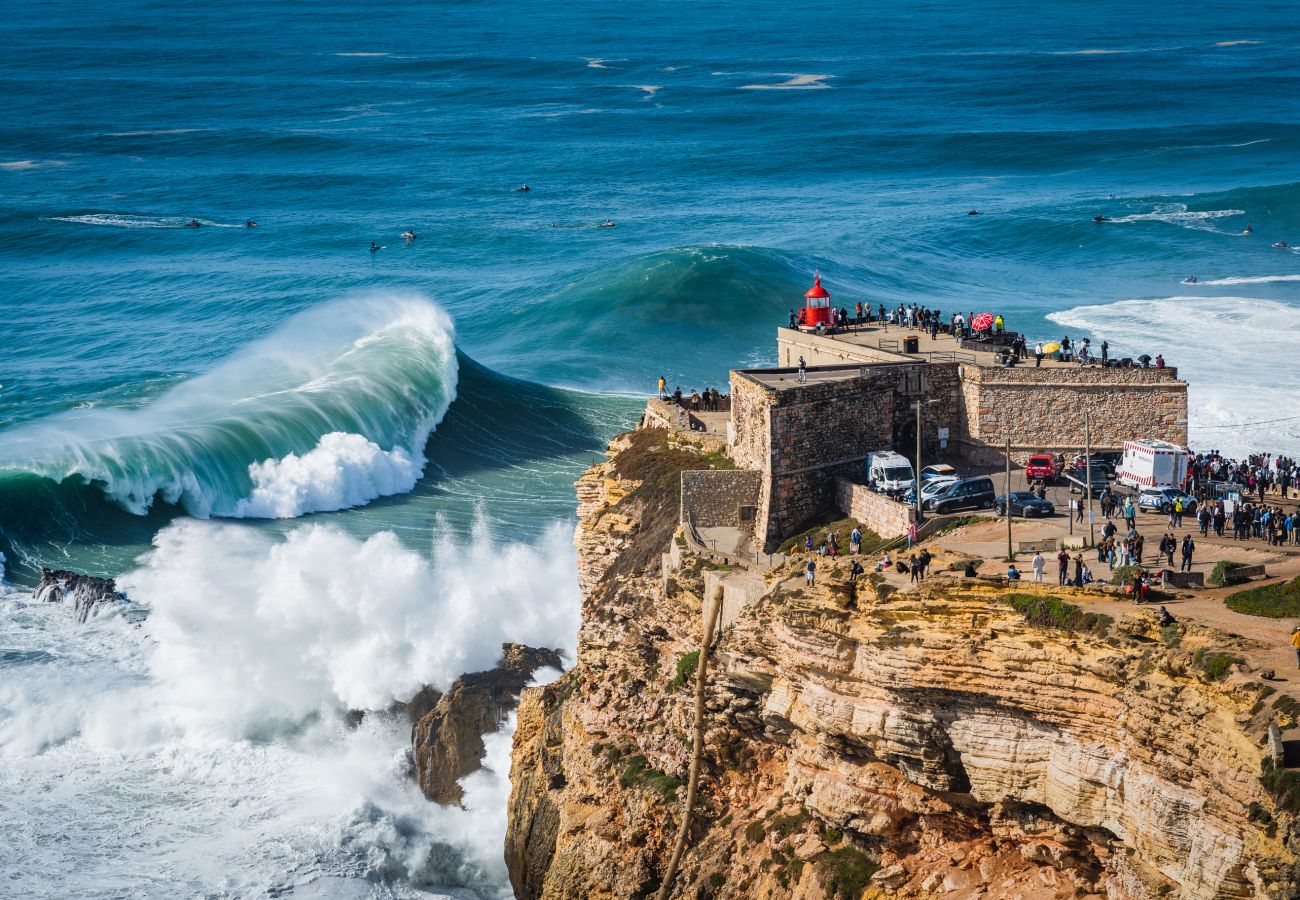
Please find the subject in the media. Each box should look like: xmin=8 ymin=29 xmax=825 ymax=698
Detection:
xmin=657 ymin=375 xmax=666 ymax=399
xmin=1291 ymin=627 xmax=1300 ymax=668
xmin=994 ymin=314 xmax=1004 ymax=333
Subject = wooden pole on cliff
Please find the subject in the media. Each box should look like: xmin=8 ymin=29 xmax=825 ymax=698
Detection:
xmin=656 ymin=587 xmax=723 ymax=900
xmin=1085 ymin=413 xmax=1095 ymax=547
xmin=915 ymin=400 xmax=923 ymax=523
xmin=1005 ymin=436 xmax=1013 ymax=561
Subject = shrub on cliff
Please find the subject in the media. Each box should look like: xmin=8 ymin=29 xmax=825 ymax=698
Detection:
xmin=669 ymin=650 xmax=699 ymax=692
xmin=1006 ymin=594 xmax=1112 ymax=636
xmin=816 ymin=846 xmax=879 ymax=900
xmin=1209 ymin=560 xmax=1250 ymax=587
xmin=1226 ymin=576 xmax=1300 ymax=618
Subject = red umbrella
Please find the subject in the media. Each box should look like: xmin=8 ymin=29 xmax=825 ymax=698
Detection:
xmin=971 ymin=312 xmax=995 ymax=331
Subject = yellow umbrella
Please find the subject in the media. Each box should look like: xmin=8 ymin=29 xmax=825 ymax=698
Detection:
xmin=1041 ymin=341 xmax=1061 ymax=353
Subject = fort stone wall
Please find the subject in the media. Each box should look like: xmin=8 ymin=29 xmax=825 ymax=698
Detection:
xmin=679 ymin=470 xmax=762 ymax=530
xmin=954 ymin=364 xmax=1189 ymax=464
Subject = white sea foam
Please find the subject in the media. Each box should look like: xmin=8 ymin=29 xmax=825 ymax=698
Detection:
xmin=334 ymin=52 xmax=391 ymax=57
xmin=1047 ymin=295 xmax=1300 ymax=456
xmin=1214 ymin=40 xmax=1262 ymax=47
xmin=740 ymin=73 xmax=833 ymax=90
xmin=49 ymin=213 xmax=241 ymax=228
xmin=0 ymin=159 xmax=67 ymax=171
xmin=1196 ymin=274 xmax=1300 ymax=286
xmin=102 ymin=128 xmax=208 ymax=137
xmin=630 ymin=84 xmax=661 ymax=99
xmin=233 ymin=432 xmax=423 ymax=518
xmin=0 ymin=516 xmax=579 ymax=897
xmin=1106 ymin=203 xmax=1244 ymax=232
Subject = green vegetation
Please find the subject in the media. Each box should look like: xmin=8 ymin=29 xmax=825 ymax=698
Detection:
xmin=947 ymin=557 xmax=983 ymax=572
xmin=1159 ymin=625 xmax=1182 ymax=647
xmin=1209 ymin=560 xmax=1250 ymax=588
xmin=778 ymin=515 xmax=884 ymax=556
xmin=927 ymin=514 xmax=986 ymax=537
xmin=769 ymin=808 xmax=810 ymax=839
xmin=1192 ymin=648 xmax=1244 ymax=681
xmin=1262 ymin=760 xmax=1300 ymax=815
xmin=820 ymin=827 xmax=844 ymax=845
xmin=1226 ymin=577 xmax=1300 ymax=618
xmin=1006 ymin=594 xmax=1113 ymax=636
xmin=619 ymin=754 xmax=685 ymax=800
xmin=817 ymin=847 xmax=879 ymax=900
xmin=1109 ymin=564 xmax=1143 ymax=586
xmin=669 ymin=650 xmax=700 ymax=692
xmin=744 ymin=821 xmax=766 ymax=845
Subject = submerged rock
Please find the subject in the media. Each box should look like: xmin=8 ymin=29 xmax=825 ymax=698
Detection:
xmin=34 ymin=567 xmax=126 ymax=624
xmin=412 ymin=642 xmax=562 ymax=806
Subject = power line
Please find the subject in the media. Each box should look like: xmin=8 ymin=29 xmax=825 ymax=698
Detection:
xmin=1190 ymin=413 xmax=1300 ymax=430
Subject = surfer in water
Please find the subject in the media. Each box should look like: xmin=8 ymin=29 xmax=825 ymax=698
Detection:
xmin=401 ymin=230 xmax=416 ymax=241
xmin=967 ymin=209 xmax=980 ymax=216
xmin=598 ymin=220 xmax=615 ymax=228
xmin=1093 ymin=215 xmax=1109 ymax=223
xmin=185 ymin=218 xmax=201 ymax=228
xmin=245 ymin=219 xmax=258 ymax=228
xmin=1274 ymin=240 xmax=1290 ymax=250
xmin=369 ymin=241 xmax=381 ymax=252
xmin=1182 ymin=275 xmax=1197 ymax=284
xmin=1243 ymin=223 xmax=1253 ymax=235
xmin=515 ymin=184 xmax=531 ymax=192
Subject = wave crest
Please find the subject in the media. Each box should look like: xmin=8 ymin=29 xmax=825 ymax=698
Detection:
xmin=0 ymin=292 xmax=458 ymax=519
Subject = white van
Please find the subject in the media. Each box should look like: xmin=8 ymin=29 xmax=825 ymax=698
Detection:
xmin=866 ymin=450 xmax=915 ymax=494
xmin=1116 ymin=439 xmax=1188 ymax=491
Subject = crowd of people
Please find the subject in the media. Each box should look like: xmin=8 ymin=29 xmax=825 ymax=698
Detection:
xmin=657 ymin=377 xmax=727 ymax=413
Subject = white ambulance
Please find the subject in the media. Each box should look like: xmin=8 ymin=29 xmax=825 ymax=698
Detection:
xmin=1115 ymin=439 xmax=1188 ymax=491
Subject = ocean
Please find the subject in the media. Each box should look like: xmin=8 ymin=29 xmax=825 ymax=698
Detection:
xmin=1 ymin=1 xmax=1298 ymax=896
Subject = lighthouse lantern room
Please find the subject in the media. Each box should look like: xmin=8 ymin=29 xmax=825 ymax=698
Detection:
xmin=798 ymin=273 xmax=832 ymax=328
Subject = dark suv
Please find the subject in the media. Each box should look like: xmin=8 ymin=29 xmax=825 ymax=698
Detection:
xmin=928 ymin=476 xmax=997 ymax=514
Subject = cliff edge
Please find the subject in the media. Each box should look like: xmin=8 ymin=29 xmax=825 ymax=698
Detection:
xmin=506 ymin=428 xmax=1300 ymax=899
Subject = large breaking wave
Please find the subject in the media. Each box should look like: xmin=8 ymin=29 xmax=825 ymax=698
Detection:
xmin=0 ymin=293 xmax=458 ymax=520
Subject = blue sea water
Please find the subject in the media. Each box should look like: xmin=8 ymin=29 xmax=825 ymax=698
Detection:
xmin=2 ymin=1 xmax=1299 ymax=897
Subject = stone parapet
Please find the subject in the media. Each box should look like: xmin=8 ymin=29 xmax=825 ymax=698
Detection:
xmin=834 ymin=478 xmax=915 ymax=538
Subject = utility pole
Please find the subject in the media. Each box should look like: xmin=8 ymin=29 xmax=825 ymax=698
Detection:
xmin=914 ymin=400 xmax=923 ymax=522
xmin=1005 ymin=436 xmax=1013 ymax=560
xmin=1085 ymin=412 xmax=1094 ymax=547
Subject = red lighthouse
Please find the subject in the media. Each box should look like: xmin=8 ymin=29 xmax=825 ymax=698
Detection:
xmin=798 ymin=273 xmax=832 ymax=328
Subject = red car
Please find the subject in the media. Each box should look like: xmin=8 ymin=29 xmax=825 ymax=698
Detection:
xmin=1024 ymin=453 xmax=1062 ymax=482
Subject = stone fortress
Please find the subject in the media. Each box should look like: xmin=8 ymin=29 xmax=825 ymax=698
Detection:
xmin=675 ymin=278 xmax=1189 ymax=552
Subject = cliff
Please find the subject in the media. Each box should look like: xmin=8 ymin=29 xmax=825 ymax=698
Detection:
xmin=411 ymin=643 xmax=563 ymax=805
xmin=505 ymin=429 xmax=1300 ymax=900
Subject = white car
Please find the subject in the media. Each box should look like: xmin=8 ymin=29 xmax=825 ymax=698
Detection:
xmin=919 ymin=464 xmax=958 ymax=483
xmin=905 ymin=476 xmax=958 ymax=507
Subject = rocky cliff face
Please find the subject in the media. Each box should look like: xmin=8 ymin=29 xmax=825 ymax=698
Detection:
xmin=506 ymin=429 xmax=1300 ymax=900
xmin=411 ymin=643 xmax=563 ymax=805
xmin=35 ymin=567 xmax=126 ymax=624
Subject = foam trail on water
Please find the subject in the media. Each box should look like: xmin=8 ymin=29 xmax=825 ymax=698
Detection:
xmin=0 ymin=516 xmax=578 ymax=897
xmin=1196 ymin=274 xmax=1300 ymax=286
xmin=1047 ymin=296 xmax=1300 ymax=456
xmin=1105 ymin=203 xmax=1244 ymax=232
xmin=0 ymin=292 xmax=458 ymax=518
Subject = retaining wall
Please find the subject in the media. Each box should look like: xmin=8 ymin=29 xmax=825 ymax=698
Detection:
xmin=680 ymin=469 xmax=762 ymax=529
xmin=834 ymin=479 xmax=915 ymax=538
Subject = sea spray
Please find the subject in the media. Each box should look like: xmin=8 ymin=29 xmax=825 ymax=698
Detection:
xmin=0 ymin=515 xmax=577 ymax=897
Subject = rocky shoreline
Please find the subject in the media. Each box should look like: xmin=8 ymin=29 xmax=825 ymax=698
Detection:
xmin=502 ymin=427 xmax=1300 ymax=899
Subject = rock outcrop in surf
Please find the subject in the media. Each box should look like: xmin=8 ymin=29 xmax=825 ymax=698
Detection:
xmin=34 ymin=567 xmax=126 ymax=624
xmin=412 ymin=642 xmax=562 ymax=806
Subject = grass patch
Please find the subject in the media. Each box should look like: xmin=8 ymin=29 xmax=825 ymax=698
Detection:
xmin=1262 ymin=761 xmax=1300 ymax=815
xmin=620 ymin=754 xmax=685 ymax=800
xmin=745 ymin=821 xmax=766 ymax=845
xmin=927 ymin=514 xmax=985 ymax=537
xmin=778 ymin=515 xmax=884 ymax=556
xmin=1226 ymin=577 xmax=1300 ymax=618
xmin=821 ymin=827 xmax=844 ymax=845
xmin=669 ymin=650 xmax=700 ymax=692
xmin=769 ymin=808 xmax=810 ymax=839
xmin=947 ymin=557 xmax=983 ymax=572
xmin=1006 ymin=594 xmax=1113 ymax=637
xmin=1192 ymin=648 xmax=1244 ymax=681
xmin=817 ymin=847 xmax=879 ymax=900
xmin=1209 ymin=561 xmax=1250 ymax=588
xmin=1159 ymin=625 xmax=1182 ymax=647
